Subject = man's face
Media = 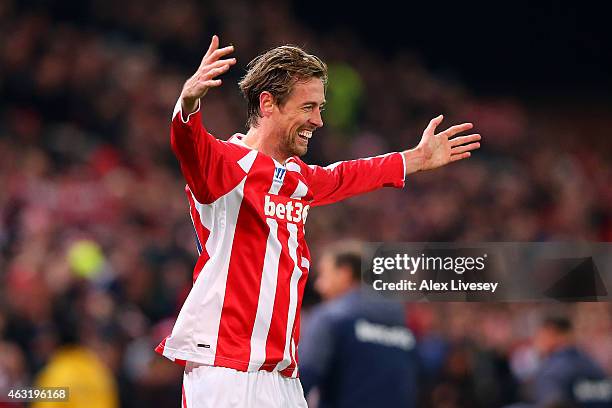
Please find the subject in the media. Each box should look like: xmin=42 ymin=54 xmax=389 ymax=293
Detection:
xmin=534 ymin=326 xmax=558 ymax=356
xmin=315 ymin=254 xmax=350 ymax=301
xmin=271 ymin=77 xmax=325 ymax=157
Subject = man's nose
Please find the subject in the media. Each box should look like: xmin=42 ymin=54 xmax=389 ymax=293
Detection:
xmin=310 ymin=107 xmax=323 ymax=128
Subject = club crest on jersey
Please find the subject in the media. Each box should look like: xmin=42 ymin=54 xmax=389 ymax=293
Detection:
xmin=273 ymin=167 xmax=286 ymax=183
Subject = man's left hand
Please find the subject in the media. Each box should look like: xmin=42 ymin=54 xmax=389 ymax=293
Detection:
xmin=403 ymin=115 xmax=481 ymax=175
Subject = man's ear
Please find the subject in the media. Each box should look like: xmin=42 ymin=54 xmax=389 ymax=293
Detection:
xmin=259 ymin=91 xmax=275 ymax=118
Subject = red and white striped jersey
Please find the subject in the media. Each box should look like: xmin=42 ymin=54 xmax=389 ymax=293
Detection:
xmin=156 ymin=100 xmax=406 ymax=378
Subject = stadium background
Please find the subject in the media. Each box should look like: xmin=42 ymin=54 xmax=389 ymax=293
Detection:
xmin=0 ymin=0 xmax=610 ymax=406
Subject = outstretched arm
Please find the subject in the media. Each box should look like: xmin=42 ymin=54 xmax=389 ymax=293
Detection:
xmin=179 ymin=35 xmax=236 ymax=116
xmin=171 ymin=35 xmax=240 ymax=204
xmin=305 ymin=117 xmax=481 ymax=206
xmin=305 ymin=153 xmax=406 ymax=207
xmin=403 ymin=115 xmax=481 ymax=175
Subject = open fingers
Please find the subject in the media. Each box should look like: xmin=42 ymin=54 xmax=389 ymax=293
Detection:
xmin=201 ymin=58 xmax=236 ymax=73
xmin=425 ymin=115 xmax=444 ymax=134
xmin=440 ymin=123 xmax=473 ymax=138
xmin=204 ymin=35 xmax=219 ymax=60
xmin=451 ymin=142 xmax=480 ymax=155
xmin=449 ymin=133 xmax=481 ymax=147
xmin=201 ymin=79 xmax=222 ymax=88
xmin=200 ymin=36 xmax=234 ymax=68
xmin=200 ymin=35 xmax=219 ymax=67
xmin=450 ymin=152 xmax=471 ymax=162
xmin=208 ymin=45 xmax=235 ymax=62
xmin=203 ymin=63 xmax=232 ymax=80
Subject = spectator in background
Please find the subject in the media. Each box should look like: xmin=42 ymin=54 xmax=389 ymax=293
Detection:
xmin=299 ymin=242 xmax=420 ymax=408
xmin=529 ymin=316 xmax=612 ymax=408
xmin=31 ymin=294 xmax=119 ymax=408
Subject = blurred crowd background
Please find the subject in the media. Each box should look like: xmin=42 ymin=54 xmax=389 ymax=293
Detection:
xmin=0 ymin=0 xmax=610 ymax=407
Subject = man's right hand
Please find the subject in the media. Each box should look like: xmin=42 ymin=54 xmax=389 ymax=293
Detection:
xmin=180 ymin=35 xmax=236 ymax=116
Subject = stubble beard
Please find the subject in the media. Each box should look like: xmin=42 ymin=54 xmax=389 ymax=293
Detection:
xmin=283 ymin=132 xmax=307 ymax=158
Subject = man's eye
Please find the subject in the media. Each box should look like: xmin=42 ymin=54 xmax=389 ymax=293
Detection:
xmin=302 ymin=106 xmax=313 ymax=111
xmin=319 ymin=106 xmax=326 ymax=112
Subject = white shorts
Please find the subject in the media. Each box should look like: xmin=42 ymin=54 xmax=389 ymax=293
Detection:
xmin=182 ymin=362 xmax=308 ymax=408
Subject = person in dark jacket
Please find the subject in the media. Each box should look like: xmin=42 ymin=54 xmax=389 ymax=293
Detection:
xmin=531 ymin=315 xmax=612 ymax=408
xmin=299 ymin=242 xmax=420 ymax=408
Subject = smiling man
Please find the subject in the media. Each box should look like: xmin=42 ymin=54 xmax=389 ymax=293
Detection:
xmin=156 ymin=35 xmax=481 ymax=407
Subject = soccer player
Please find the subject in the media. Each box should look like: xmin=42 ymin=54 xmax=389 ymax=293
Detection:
xmin=156 ymin=35 xmax=481 ymax=407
